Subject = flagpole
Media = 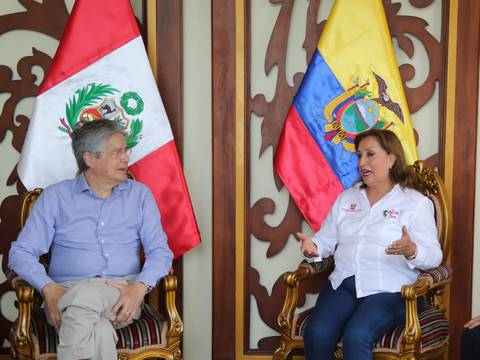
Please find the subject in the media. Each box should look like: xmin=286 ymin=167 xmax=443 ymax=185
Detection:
xmin=442 ymin=0 xmax=459 ymax=338
xmin=146 ymin=0 xmax=160 ymax=309
xmin=147 ymin=0 xmax=158 ymax=81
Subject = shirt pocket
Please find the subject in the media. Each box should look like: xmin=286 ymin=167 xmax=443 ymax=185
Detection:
xmin=379 ymin=217 xmax=404 ymax=247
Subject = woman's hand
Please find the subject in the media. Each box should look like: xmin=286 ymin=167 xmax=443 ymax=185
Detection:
xmin=465 ymin=315 xmax=480 ymax=329
xmin=385 ymin=225 xmax=417 ymax=258
xmin=296 ymin=232 xmax=319 ymax=258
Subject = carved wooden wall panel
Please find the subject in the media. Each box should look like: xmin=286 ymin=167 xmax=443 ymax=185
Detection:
xmin=0 ymin=0 xmax=69 ymax=351
xmin=246 ymin=0 xmax=446 ymax=353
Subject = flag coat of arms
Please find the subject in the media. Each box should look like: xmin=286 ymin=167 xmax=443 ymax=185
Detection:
xmin=274 ymin=0 xmax=418 ymax=232
xmin=18 ymin=0 xmax=200 ymax=257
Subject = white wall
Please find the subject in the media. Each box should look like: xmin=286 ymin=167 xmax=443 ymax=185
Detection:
xmin=182 ymin=0 xmax=212 ymax=358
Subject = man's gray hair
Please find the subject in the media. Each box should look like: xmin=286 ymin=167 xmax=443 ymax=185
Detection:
xmin=71 ymin=119 xmax=127 ymax=172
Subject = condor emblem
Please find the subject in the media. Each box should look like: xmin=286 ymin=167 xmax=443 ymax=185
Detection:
xmin=323 ymin=72 xmax=404 ymax=152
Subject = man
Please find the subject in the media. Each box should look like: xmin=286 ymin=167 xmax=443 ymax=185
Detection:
xmin=9 ymin=119 xmax=173 ymax=360
xmin=462 ymin=315 xmax=480 ymax=359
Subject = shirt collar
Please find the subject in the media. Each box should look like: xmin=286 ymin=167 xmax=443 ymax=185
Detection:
xmin=356 ymin=182 xmax=400 ymax=192
xmin=74 ymin=173 xmax=90 ymax=194
xmin=74 ymin=172 xmax=130 ymax=194
xmin=358 ymin=183 xmax=400 ymax=204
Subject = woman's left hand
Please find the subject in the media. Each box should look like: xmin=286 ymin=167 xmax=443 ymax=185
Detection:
xmin=385 ymin=225 xmax=417 ymax=258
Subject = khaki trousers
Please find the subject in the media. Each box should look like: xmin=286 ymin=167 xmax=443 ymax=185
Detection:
xmin=45 ymin=276 xmax=141 ymax=360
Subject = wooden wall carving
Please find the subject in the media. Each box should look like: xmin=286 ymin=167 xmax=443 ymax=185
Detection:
xmin=0 ymin=0 xmax=69 ymax=351
xmin=246 ymin=0 xmax=446 ymax=352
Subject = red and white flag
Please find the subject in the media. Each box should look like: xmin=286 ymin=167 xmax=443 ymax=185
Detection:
xmin=18 ymin=0 xmax=200 ymax=257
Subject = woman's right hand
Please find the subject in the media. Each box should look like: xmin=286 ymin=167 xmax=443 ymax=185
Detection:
xmin=296 ymin=232 xmax=319 ymax=258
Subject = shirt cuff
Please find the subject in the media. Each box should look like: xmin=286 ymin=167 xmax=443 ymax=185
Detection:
xmin=135 ymin=274 xmax=158 ymax=289
xmin=137 ymin=281 xmax=154 ymax=293
xmin=37 ymin=277 xmax=55 ymax=294
xmin=405 ymin=244 xmax=422 ymax=269
xmin=302 ymin=254 xmax=323 ymax=263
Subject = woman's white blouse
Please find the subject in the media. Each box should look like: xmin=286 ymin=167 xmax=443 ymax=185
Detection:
xmin=309 ymin=183 xmax=442 ymax=298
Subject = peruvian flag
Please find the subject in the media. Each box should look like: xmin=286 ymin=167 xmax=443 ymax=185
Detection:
xmin=17 ymin=0 xmax=200 ymax=257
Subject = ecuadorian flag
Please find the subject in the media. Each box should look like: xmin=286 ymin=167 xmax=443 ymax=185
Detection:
xmin=274 ymin=0 xmax=418 ymax=232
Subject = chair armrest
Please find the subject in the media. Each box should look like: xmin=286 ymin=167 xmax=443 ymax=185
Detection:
xmin=402 ymin=265 xmax=452 ymax=300
xmin=417 ymin=265 xmax=452 ymax=289
xmin=277 ymin=257 xmax=334 ymax=334
xmin=297 ymin=256 xmax=334 ymax=278
xmin=400 ymin=265 xmax=452 ymax=355
xmin=162 ymin=274 xmax=183 ymax=347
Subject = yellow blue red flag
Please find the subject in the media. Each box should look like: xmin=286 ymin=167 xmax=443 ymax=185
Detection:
xmin=274 ymin=0 xmax=418 ymax=232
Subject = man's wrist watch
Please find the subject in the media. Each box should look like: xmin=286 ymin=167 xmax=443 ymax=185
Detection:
xmin=139 ymin=281 xmax=154 ymax=293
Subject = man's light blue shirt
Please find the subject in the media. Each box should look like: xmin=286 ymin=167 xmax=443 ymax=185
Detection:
xmin=8 ymin=173 xmax=173 ymax=292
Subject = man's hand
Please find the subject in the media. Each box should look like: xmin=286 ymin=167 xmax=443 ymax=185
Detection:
xmin=465 ymin=315 xmax=480 ymax=329
xmin=107 ymin=281 xmax=148 ymax=326
xmin=296 ymin=232 xmax=319 ymax=258
xmin=42 ymin=283 xmax=66 ymax=329
xmin=385 ymin=225 xmax=417 ymax=258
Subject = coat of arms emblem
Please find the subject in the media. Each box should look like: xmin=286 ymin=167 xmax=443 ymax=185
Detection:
xmin=323 ymin=72 xmax=404 ymax=152
xmin=58 ymin=82 xmax=144 ymax=148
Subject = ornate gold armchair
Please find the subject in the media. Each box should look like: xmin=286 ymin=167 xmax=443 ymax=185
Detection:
xmin=273 ymin=160 xmax=452 ymax=360
xmin=7 ymin=188 xmax=183 ymax=360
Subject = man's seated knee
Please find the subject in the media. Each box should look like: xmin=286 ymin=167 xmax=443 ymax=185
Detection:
xmin=59 ymin=282 xmax=110 ymax=310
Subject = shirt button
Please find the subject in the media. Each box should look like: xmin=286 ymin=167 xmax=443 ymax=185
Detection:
xmin=105 ymin=253 xmax=109 ymax=257
xmin=100 ymin=239 xmax=105 ymax=243
xmin=100 ymin=221 xmax=105 ymax=226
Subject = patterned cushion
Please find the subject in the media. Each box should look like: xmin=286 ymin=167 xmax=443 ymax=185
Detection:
xmin=294 ymin=304 xmax=449 ymax=353
xmin=15 ymin=304 xmax=167 ymax=355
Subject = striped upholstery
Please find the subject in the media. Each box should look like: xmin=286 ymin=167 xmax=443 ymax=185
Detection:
xmin=419 ymin=266 xmax=452 ymax=284
xmin=294 ymin=304 xmax=449 ymax=353
xmin=29 ymin=308 xmax=57 ymax=355
xmin=116 ymin=303 xmax=167 ymax=349
xmin=13 ymin=304 xmax=167 ymax=356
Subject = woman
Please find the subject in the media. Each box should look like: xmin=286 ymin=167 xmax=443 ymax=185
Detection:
xmin=297 ymin=129 xmax=442 ymax=360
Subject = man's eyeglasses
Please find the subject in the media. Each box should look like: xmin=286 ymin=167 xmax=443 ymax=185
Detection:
xmin=106 ymin=148 xmax=132 ymax=159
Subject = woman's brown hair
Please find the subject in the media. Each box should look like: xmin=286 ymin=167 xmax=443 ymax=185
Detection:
xmin=354 ymin=129 xmax=420 ymax=190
